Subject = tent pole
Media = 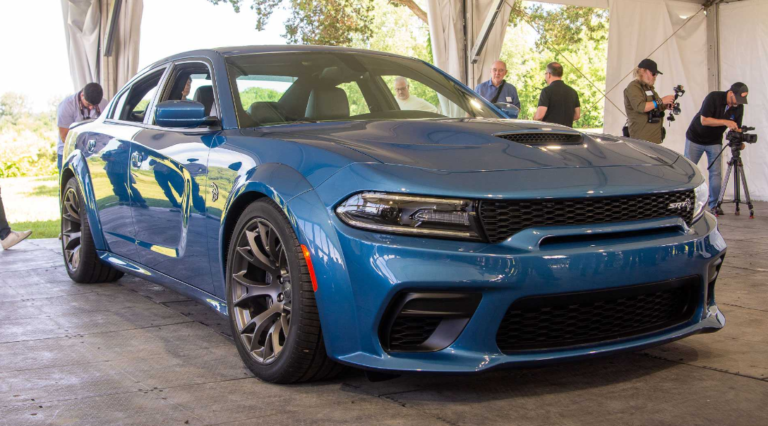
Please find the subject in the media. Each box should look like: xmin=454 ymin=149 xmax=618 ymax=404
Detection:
xmin=706 ymin=1 xmax=720 ymax=91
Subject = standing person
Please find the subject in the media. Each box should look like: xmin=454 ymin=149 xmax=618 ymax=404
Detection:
xmin=623 ymin=59 xmax=675 ymax=144
xmin=475 ymin=60 xmax=521 ymax=113
xmin=533 ymin=62 xmax=581 ymax=127
xmin=684 ymin=82 xmax=748 ymax=214
xmin=393 ymin=77 xmax=439 ymax=113
xmin=0 ymin=186 xmax=32 ymax=250
xmin=57 ymin=83 xmax=109 ymax=171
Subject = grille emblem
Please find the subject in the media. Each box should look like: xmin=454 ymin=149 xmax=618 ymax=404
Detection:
xmin=668 ymin=199 xmax=692 ymax=210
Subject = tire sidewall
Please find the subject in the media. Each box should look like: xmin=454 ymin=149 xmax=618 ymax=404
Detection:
xmin=226 ymin=199 xmax=307 ymax=382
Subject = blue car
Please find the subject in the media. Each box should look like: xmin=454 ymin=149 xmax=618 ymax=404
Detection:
xmin=60 ymin=46 xmax=726 ymax=383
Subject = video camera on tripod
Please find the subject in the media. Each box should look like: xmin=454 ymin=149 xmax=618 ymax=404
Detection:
xmin=666 ymin=85 xmax=685 ymax=122
xmin=726 ymin=126 xmax=758 ymax=145
xmin=710 ymin=126 xmax=758 ymax=218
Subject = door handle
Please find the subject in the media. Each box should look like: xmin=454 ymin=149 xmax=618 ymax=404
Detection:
xmin=86 ymin=139 xmax=96 ymax=153
xmin=131 ymin=151 xmax=142 ymax=168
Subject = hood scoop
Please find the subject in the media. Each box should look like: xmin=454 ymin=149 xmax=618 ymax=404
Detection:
xmin=494 ymin=130 xmax=583 ymax=146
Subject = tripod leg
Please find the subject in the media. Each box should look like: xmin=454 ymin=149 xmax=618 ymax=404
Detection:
xmin=716 ymin=159 xmax=734 ymax=215
xmin=734 ymin=162 xmax=741 ymax=216
xmin=739 ymin=162 xmax=756 ymax=219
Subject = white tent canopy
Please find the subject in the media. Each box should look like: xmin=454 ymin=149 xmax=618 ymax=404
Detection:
xmin=428 ymin=0 xmax=768 ymax=201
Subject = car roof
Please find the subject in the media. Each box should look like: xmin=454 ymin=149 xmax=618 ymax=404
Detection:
xmin=148 ymin=45 xmax=415 ymax=69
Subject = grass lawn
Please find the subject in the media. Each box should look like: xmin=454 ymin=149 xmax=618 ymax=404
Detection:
xmin=10 ymin=219 xmax=60 ymax=239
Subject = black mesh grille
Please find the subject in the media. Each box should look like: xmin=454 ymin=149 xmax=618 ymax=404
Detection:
xmin=494 ymin=132 xmax=582 ymax=145
xmin=496 ymin=278 xmax=698 ymax=353
xmin=388 ymin=317 xmax=441 ymax=350
xmin=479 ymin=190 xmax=695 ymax=243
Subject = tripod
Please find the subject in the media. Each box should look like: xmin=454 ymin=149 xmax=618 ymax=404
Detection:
xmin=710 ymin=142 xmax=754 ymax=218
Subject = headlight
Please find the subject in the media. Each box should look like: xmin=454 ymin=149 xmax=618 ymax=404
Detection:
xmin=335 ymin=192 xmax=483 ymax=240
xmin=693 ymin=181 xmax=708 ymax=220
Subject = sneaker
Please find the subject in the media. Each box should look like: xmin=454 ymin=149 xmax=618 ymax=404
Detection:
xmin=1 ymin=230 xmax=33 ymax=250
xmin=713 ymin=207 xmax=725 ymax=216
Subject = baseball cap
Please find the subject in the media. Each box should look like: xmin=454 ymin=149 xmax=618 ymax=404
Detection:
xmin=638 ymin=59 xmax=663 ymax=75
xmin=729 ymin=82 xmax=749 ymax=105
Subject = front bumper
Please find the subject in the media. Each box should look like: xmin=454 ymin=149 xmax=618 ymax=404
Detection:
xmin=297 ymin=193 xmax=727 ymax=373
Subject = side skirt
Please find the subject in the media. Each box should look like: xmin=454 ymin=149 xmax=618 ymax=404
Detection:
xmin=98 ymin=251 xmax=228 ymax=316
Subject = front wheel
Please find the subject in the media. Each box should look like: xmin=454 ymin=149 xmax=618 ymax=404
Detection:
xmin=226 ymin=199 xmax=343 ymax=383
xmin=61 ymin=178 xmax=123 ymax=283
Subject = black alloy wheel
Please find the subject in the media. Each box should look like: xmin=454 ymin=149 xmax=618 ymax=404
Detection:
xmin=61 ymin=178 xmax=123 ymax=283
xmin=226 ymin=199 xmax=343 ymax=383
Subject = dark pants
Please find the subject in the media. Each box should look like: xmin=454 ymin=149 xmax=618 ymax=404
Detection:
xmin=0 ymin=192 xmax=11 ymax=240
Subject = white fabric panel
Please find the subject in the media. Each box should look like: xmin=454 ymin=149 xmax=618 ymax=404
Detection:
xmin=427 ymin=0 xmax=466 ymax=115
xmin=427 ymin=0 xmax=466 ymax=83
xmin=99 ymin=0 xmax=143 ymax=100
xmin=718 ymin=0 xmax=768 ymax=201
xmin=603 ymin=0 xmax=706 ymax=159
xmin=468 ymin=0 xmax=514 ymax=89
xmin=61 ymin=0 xmax=101 ymax=91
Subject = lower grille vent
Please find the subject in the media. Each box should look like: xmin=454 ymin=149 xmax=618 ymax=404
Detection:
xmin=496 ymin=277 xmax=699 ymax=352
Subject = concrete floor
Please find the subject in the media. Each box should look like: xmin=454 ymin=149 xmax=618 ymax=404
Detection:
xmin=2 ymin=204 xmax=768 ymax=426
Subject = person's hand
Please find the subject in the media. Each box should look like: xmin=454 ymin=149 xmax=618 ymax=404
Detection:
xmin=661 ymin=95 xmax=675 ymax=106
xmin=724 ymin=120 xmax=740 ymax=131
xmin=740 ymin=143 xmax=746 ymax=150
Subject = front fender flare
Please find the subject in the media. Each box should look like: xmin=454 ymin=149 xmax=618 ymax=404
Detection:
xmin=62 ymin=151 xmax=107 ymax=251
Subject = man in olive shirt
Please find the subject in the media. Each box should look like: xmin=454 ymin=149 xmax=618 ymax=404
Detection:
xmin=533 ymin=62 xmax=581 ymax=127
xmin=623 ymin=59 xmax=675 ymax=144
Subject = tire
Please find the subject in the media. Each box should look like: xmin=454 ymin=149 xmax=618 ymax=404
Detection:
xmin=61 ymin=178 xmax=124 ymax=283
xmin=226 ymin=199 xmax=344 ymax=383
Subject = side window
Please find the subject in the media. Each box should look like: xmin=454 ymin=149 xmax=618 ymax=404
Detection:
xmin=116 ymin=68 xmax=165 ymax=123
xmin=159 ymin=62 xmax=218 ymax=120
xmin=337 ymin=82 xmax=370 ymax=116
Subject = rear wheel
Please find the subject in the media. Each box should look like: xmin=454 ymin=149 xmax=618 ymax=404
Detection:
xmin=226 ymin=199 xmax=343 ymax=383
xmin=61 ymin=178 xmax=123 ymax=283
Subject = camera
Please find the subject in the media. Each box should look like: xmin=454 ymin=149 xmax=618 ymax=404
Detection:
xmin=647 ymin=108 xmax=664 ymax=123
xmin=726 ymin=126 xmax=758 ymax=145
xmin=666 ymin=85 xmax=685 ymax=122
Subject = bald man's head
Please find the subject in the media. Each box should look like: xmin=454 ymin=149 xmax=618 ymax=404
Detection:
xmin=491 ymin=61 xmax=507 ymax=86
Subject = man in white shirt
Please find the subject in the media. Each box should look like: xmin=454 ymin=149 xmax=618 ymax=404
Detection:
xmin=394 ymin=77 xmax=439 ymax=114
xmin=57 ymin=83 xmax=109 ymax=170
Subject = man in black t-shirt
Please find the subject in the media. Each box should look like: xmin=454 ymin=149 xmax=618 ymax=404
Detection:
xmin=684 ymin=82 xmax=748 ymax=214
xmin=533 ymin=62 xmax=581 ymax=127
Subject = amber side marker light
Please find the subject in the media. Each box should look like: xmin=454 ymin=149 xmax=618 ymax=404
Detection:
xmin=301 ymin=244 xmax=319 ymax=292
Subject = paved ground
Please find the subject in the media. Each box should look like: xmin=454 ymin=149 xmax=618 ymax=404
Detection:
xmin=1 ymin=203 xmax=768 ymax=426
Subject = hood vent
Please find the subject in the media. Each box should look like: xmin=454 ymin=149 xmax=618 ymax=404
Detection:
xmin=494 ymin=131 xmax=583 ymax=146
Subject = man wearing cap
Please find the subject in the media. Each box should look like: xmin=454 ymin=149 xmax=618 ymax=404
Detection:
xmin=684 ymin=82 xmax=749 ymax=214
xmin=623 ymin=59 xmax=675 ymax=144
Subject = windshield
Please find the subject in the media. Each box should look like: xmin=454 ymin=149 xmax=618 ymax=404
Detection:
xmin=225 ymin=52 xmax=503 ymax=128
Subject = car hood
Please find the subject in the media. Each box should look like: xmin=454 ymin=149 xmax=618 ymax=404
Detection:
xmin=257 ymin=119 xmax=680 ymax=172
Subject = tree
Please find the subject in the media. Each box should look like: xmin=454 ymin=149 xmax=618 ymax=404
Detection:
xmin=208 ymin=0 xmax=376 ymax=46
xmin=503 ymin=2 xmax=609 ymax=128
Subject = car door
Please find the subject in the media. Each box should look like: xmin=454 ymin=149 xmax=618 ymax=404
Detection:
xmin=127 ymin=60 xmax=218 ymax=293
xmin=83 ymin=67 xmax=171 ymax=262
